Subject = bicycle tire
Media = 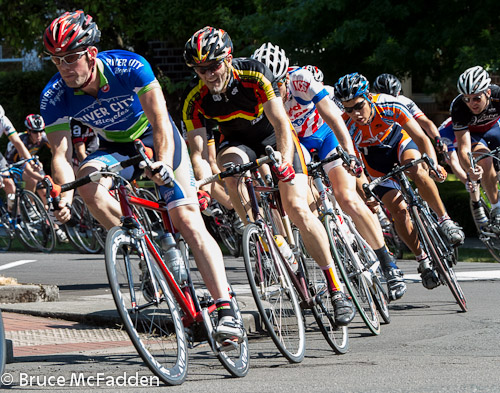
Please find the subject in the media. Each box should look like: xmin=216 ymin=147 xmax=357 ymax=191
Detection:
xmin=0 ymin=310 xmax=6 ymax=379
xmin=134 ymin=188 xmax=165 ymax=241
xmin=323 ymin=215 xmax=381 ymax=335
xmin=474 ymin=199 xmax=500 ymax=263
xmin=293 ymin=226 xmax=349 ymax=354
xmin=217 ymin=218 xmax=241 ymax=258
xmin=179 ymin=238 xmax=249 ymax=377
xmin=18 ymin=190 xmax=56 ymax=252
xmin=242 ymin=223 xmax=305 ymax=363
xmin=65 ymin=196 xmax=102 ymax=254
xmin=105 ymin=226 xmax=188 ymax=385
xmin=0 ymin=209 xmax=12 ymax=252
xmin=411 ymin=206 xmax=467 ymax=312
xmin=353 ymin=232 xmax=391 ymax=324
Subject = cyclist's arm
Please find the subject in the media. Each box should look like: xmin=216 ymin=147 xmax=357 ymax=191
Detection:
xmin=187 ymin=127 xmax=213 ymax=180
xmin=454 ymin=129 xmax=474 ymax=172
xmin=263 ymin=97 xmax=294 ymax=163
xmin=74 ymin=141 xmax=87 ymax=163
xmin=7 ymin=133 xmax=31 ymax=161
xmin=315 ymin=97 xmax=356 ymax=156
xmin=447 ymin=150 xmax=468 ymax=184
xmin=46 ymin=129 xmax=75 ymax=202
xmin=402 ymin=117 xmax=439 ymax=164
xmin=139 ymin=86 xmax=174 ymax=168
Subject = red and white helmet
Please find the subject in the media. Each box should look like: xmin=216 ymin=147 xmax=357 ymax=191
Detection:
xmin=303 ymin=65 xmax=324 ymax=83
xmin=25 ymin=114 xmax=45 ymax=132
xmin=44 ymin=10 xmax=101 ymax=54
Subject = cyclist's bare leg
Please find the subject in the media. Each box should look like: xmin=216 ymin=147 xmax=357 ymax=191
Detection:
xmin=77 ymin=162 xmax=122 ymax=230
xmin=381 ymin=189 xmax=421 ymax=255
xmin=401 ymin=149 xmax=447 ymax=217
xmin=279 ymin=173 xmax=334 ymax=268
xmin=328 ymin=165 xmax=385 ymax=249
xmin=217 ymin=147 xmax=252 ymax=223
xmin=169 ymin=203 xmax=230 ymax=300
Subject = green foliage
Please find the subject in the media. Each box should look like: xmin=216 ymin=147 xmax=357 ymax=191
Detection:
xmin=1 ymin=0 xmax=499 ymax=98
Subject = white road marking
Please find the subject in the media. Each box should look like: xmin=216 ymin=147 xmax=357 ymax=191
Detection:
xmin=405 ymin=270 xmax=500 ymax=282
xmin=0 ymin=260 xmax=37 ymax=271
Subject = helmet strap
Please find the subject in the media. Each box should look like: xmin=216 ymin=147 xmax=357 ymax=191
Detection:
xmin=221 ymin=57 xmax=232 ymax=93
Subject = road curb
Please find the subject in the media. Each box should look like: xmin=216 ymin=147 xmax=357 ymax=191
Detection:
xmin=0 ymin=284 xmax=59 ymax=304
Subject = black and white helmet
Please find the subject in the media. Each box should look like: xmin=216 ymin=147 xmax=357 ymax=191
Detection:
xmin=372 ymin=73 xmax=402 ymax=96
xmin=457 ymin=66 xmax=491 ymax=95
xmin=252 ymin=42 xmax=289 ymax=80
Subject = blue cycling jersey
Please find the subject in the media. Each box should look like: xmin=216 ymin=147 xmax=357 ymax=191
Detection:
xmin=40 ymin=50 xmax=158 ymax=143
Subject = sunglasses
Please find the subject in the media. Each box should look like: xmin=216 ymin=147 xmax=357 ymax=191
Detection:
xmin=343 ymin=100 xmax=366 ymax=113
xmin=194 ymin=59 xmax=224 ymax=75
xmin=462 ymin=93 xmax=484 ymax=104
xmin=50 ymin=49 xmax=88 ymax=66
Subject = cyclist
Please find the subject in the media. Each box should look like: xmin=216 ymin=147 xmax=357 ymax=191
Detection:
xmin=182 ymin=26 xmax=355 ymax=325
xmin=0 ymin=105 xmax=33 ymax=208
xmin=334 ymin=72 xmax=465 ymax=288
xmin=5 ymin=115 xmax=50 ymax=192
xmin=5 ymin=114 xmax=69 ymax=243
xmin=452 ymin=66 xmax=500 ymax=227
xmin=372 ymin=73 xmax=447 ymax=158
xmin=40 ymin=10 xmax=243 ymax=346
xmin=252 ymin=43 xmax=406 ymax=300
xmin=70 ymin=118 xmax=98 ymax=169
xmin=437 ymin=117 xmax=467 ymax=184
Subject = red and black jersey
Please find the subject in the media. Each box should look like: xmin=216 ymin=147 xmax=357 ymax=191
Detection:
xmin=181 ymin=58 xmax=280 ymax=145
xmin=70 ymin=118 xmax=99 ymax=155
xmin=451 ymin=84 xmax=500 ymax=133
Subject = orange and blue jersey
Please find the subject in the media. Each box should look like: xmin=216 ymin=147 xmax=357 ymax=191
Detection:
xmin=342 ymin=94 xmax=417 ymax=178
xmin=342 ymin=93 xmax=413 ymax=149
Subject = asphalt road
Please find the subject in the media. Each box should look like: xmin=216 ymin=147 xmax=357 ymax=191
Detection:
xmin=1 ymin=251 xmax=500 ymax=392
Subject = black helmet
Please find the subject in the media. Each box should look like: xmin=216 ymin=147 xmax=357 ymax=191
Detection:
xmin=184 ymin=26 xmax=233 ymax=67
xmin=372 ymin=73 xmax=402 ymax=96
xmin=44 ymin=10 xmax=101 ymax=55
xmin=334 ymin=72 xmax=370 ymax=102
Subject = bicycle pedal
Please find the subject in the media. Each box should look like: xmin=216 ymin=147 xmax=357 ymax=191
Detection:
xmin=217 ymin=338 xmax=240 ymax=352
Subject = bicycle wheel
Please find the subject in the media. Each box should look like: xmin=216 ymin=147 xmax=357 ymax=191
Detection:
xmin=294 ymin=227 xmax=349 ymax=354
xmin=180 ymin=239 xmax=249 ymax=377
xmin=18 ymin=190 xmax=56 ymax=252
xmin=134 ymin=188 xmax=165 ymax=241
xmin=105 ymin=226 xmax=188 ymax=385
xmin=353 ymin=232 xmax=391 ymax=324
xmin=215 ymin=208 xmax=241 ymax=257
xmin=475 ymin=199 xmax=500 ymax=262
xmin=0 ymin=209 xmax=12 ymax=252
xmin=65 ymin=196 xmax=102 ymax=254
xmin=323 ymin=215 xmax=380 ymax=335
xmin=0 ymin=310 xmax=6 ymax=379
xmin=411 ymin=206 xmax=467 ymax=312
xmin=242 ymin=223 xmax=305 ymax=363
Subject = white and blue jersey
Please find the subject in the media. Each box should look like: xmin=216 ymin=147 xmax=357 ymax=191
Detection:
xmin=285 ymin=68 xmax=341 ymax=160
xmin=438 ymin=117 xmax=456 ymax=152
xmin=40 ymin=50 xmax=158 ymax=142
xmin=40 ymin=49 xmax=196 ymax=210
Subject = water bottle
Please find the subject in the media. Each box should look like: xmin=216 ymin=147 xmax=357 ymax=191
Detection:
xmin=471 ymin=201 xmax=488 ymax=229
xmin=159 ymin=232 xmax=188 ymax=284
xmin=274 ymin=235 xmax=298 ymax=273
xmin=7 ymin=193 xmax=15 ymax=211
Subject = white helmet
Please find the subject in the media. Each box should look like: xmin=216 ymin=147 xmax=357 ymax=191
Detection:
xmin=252 ymin=42 xmax=289 ymax=80
xmin=303 ymin=65 xmax=324 ymax=83
xmin=457 ymin=66 xmax=491 ymax=95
